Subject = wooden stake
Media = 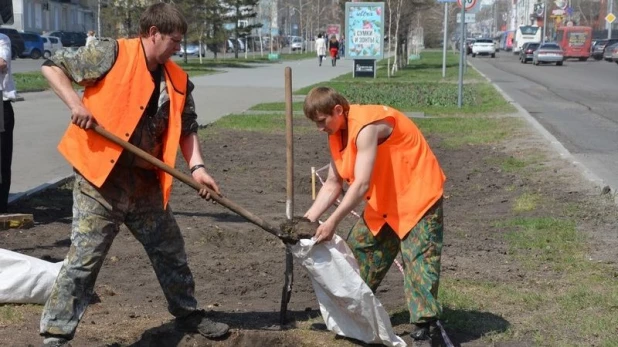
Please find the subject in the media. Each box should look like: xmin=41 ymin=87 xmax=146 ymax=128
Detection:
xmin=280 ymin=66 xmax=294 ymax=327
xmin=311 ymin=166 xmax=316 ymax=200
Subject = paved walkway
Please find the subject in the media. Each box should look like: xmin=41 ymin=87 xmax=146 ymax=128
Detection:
xmin=9 ymin=57 xmax=352 ymax=202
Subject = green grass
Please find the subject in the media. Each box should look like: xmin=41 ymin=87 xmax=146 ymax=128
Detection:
xmin=249 ymin=102 xmax=304 ymax=112
xmin=414 ymin=117 xmax=522 ymax=148
xmin=513 ymin=192 xmax=541 ymax=212
xmin=13 ymin=71 xmax=51 ymax=92
xmin=200 ymin=112 xmax=314 ymax=135
xmin=294 ymin=52 xmax=514 ymax=116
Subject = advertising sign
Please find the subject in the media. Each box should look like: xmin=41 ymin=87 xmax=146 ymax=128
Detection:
xmin=345 ymin=2 xmax=385 ymax=60
xmin=325 ymin=24 xmax=341 ymax=39
xmin=353 ymin=59 xmax=377 ymax=78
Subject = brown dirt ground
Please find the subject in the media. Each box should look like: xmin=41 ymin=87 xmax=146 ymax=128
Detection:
xmin=1 ymin=114 xmax=617 ymax=347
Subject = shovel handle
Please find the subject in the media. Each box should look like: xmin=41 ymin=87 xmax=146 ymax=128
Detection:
xmin=91 ymin=125 xmax=287 ymax=240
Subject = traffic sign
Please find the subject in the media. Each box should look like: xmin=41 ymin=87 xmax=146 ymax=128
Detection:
xmin=456 ymin=13 xmax=476 ymax=23
xmin=457 ymin=0 xmax=478 ymax=11
xmin=606 ymin=13 xmax=616 ymax=24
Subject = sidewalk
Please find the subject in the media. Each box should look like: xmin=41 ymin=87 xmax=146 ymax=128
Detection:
xmin=9 ymin=57 xmax=352 ymax=203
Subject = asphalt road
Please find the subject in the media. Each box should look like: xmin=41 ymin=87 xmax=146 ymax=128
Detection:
xmin=470 ymin=51 xmax=618 ymax=193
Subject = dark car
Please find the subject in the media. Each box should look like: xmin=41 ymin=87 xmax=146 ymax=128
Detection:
xmin=47 ymin=31 xmax=87 ymax=47
xmin=519 ymin=41 xmax=540 ymax=63
xmin=19 ymin=31 xmax=44 ymax=59
xmin=591 ymin=38 xmax=618 ymax=60
xmin=0 ymin=27 xmax=25 ymax=59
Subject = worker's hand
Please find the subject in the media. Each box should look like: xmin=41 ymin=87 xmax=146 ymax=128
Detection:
xmin=314 ymin=219 xmax=337 ymax=243
xmin=0 ymin=58 xmax=7 ymax=74
xmin=70 ymin=105 xmax=97 ymax=129
xmin=192 ymin=168 xmax=221 ymax=201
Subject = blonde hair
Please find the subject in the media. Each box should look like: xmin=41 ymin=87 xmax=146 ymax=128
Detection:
xmin=303 ymin=87 xmax=350 ymax=121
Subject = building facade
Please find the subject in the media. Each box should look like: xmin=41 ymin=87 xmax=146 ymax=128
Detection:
xmin=6 ymin=0 xmax=96 ymax=33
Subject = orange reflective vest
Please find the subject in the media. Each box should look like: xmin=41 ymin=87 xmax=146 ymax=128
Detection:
xmin=329 ymin=105 xmax=446 ymax=239
xmin=58 ymin=38 xmax=188 ymax=208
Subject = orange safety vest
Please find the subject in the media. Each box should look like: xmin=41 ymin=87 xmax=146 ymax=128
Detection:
xmin=58 ymin=38 xmax=188 ymax=208
xmin=329 ymin=105 xmax=446 ymax=239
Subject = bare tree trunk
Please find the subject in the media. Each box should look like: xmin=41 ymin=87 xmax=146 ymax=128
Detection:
xmin=386 ymin=0 xmax=393 ymax=78
xmin=391 ymin=0 xmax=403 ymax=75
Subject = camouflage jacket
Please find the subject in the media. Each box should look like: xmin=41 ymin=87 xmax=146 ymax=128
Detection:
xmin=48 ymin=39 xmax=199 ymax=168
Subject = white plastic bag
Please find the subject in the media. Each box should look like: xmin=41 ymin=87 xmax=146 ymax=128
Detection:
xmin=291 ymin=235 xmax=407 ymax=347
xmin=0 ymin=248 xmax=62 ymax=304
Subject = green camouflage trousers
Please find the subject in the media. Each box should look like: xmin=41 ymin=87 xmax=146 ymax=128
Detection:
xmin=346 ymin=198 xmax=443 ymax=324
xmin=40 ymin=166 xmax=197 ymax=340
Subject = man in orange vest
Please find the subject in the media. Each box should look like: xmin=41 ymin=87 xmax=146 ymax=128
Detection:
xmin=38 ymin=4 xmax=229 ymax=346
xmin=303 ymin=86 xmax=446 ymax=341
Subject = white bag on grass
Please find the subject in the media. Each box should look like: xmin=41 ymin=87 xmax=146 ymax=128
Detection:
xmin=0 ymin=248 xmax=62 ymax=304
xmin=291 ymin=235 xmax=407 ymax=347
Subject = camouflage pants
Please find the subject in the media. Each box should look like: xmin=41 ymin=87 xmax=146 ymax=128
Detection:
xmin=40 ymin=166 xmax=197 ymax=340
xmin=346 ymin=198 xmax=443 ymax=324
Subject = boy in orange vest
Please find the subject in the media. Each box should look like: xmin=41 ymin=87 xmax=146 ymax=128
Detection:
xmin=39 ymin=4 xmax=228 ymax=346
xmin=303 ymin=86 xmax=446 ymax=341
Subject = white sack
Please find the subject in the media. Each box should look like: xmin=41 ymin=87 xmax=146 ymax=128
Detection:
xmin=0 ymin=248 xmax=62 ymax=304
xmin=291 ymin=235 xmax=406 ymax=347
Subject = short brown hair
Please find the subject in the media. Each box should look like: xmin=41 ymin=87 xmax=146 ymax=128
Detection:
xmin=139 ymin=3 xmax=188 ymax=37
xmin=303 ymin=87 xmax=350 ymax=121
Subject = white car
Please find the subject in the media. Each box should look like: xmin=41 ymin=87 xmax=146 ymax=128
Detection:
xmin=471 ymin=38 xmax=496 ymax=58
xmin=41 ymin=35 xmax=63 ymax=59
xmin=290 ymin=36 xmax=305 ymax=51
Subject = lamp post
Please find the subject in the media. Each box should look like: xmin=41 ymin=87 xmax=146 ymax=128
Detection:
xmin=542 ymin=0 xmax=547 ymax=43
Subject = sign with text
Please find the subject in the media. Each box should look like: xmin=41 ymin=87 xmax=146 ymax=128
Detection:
xmin=456 ymin=13 xmax=476 ymax=23
xmin=325 ymin=24 xmax=341 ymax=39
xmin=345 ymin=2 xmax=385 ymax=60
xmin=353 ymin=59 xmax=377 ymax=78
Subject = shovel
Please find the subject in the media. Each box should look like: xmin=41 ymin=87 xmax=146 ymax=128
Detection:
xmin=91 ymin=124 xmax=301 ymax=244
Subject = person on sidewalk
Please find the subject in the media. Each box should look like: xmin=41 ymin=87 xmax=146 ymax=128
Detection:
xmin=339 ymin=34 xmax=345 ymax=57
xmin=0 ymin=33 xmax=17 ymax=213
xmin=39 ymin=3 xmax=229 ymax=346
xmin=328 ymin=35 xmax=339 ymax=67
xmin=302 ymin=87 xmax=446 ymax=341
xmin=85 ymin=30 xmax=96 ymax=46
xmin=315 ymin=33 xmax=326 ymax=66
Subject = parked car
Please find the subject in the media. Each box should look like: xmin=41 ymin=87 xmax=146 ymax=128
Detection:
xmin=0 ymin=27 xmax=25 ymax=59
xmin=519 ymin=41 xmax=540 ymax=63
xmin=533 ymin=43 xmax=564 ymax=66
xmin=591 ymin=38 xmax=618 ymax=60
xmin=602 ymin=42 xmax=618 ymax=61
xmin=290 ymin=36 xmax=305 ymax=52
xmin=466 ymin=38 xmax=475 ymax=55
xmin=47 ymin=31 xmax=87 ymax=47
xmin=41 ymin=35 xmax=63 ymax=58
xmin=19 ymin=31 xmax=44 ymax=59
xmin=471 ymin=38 xmax=496 ymax=58
xmin=609 ymin=44 xmax=618 ymax=63
xmin=226 ymin=38 xmax=246 ymax=53
xmin=178 ymin=42 xmax=206 ymax=57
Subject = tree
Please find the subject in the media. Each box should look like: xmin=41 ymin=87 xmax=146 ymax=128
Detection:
xmin=221 ymin=0 xmax=263 ymax=58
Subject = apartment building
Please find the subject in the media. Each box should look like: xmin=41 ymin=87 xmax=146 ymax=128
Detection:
xmin=5 ymin=0 xmax=97 ymax=33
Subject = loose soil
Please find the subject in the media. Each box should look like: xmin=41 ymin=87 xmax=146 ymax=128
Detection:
xmin=1 ymin=115 xmax=617 ymax=347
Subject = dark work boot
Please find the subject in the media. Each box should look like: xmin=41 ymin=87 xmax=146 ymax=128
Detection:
xmin=175 ymin=309 xmax=229 ymax=338
xmin=410 ymin=320 xmax=436 ymax=341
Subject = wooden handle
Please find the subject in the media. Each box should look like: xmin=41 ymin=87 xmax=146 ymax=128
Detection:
xmin=91 ymin=125 xmax=288 ymax=240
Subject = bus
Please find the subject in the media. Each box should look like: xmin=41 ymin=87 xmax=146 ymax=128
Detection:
xmin=513 ymin=25 xmax=542 ymax=54
xmin=499 ymin=30 xmax=515 ymax=51
xmin=555 ymin=26 xmax=592 ymax=61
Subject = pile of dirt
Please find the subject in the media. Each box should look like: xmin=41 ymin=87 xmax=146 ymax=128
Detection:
xmin=2 ymin=124 xmax=616 ymax=347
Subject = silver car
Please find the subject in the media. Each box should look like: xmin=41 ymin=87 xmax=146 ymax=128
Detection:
xmin=533 ymin=43 xmax=564 ymax=66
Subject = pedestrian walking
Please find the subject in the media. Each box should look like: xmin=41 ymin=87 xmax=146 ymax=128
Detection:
xmin=328 ymin=35 xmax=339 ymax=66
xmin=0 ymin=33 xmax=17 ymax=213
xmin=302 ymin=86 xmax=446 ymax=341
xmin=39 ymin=3 xmax=229 ymax=346
xmin=315 ymin=33 xmax=326 ymax=66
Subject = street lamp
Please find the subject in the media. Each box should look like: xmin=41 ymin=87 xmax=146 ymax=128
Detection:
xmin=542 ymin=0 xmax=547 ymax=43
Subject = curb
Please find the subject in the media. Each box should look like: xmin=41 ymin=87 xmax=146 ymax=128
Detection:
xmin=467 ymin=60 xmax=612 ymax=198
xmin=8 ymin=175 xmax=74 ymax=205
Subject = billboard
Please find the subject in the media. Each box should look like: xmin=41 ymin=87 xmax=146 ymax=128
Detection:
xmin=325 ymin=24 xmax=341 ymax=39
xmin=344 ymin=2 xmax=385 ymax=60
